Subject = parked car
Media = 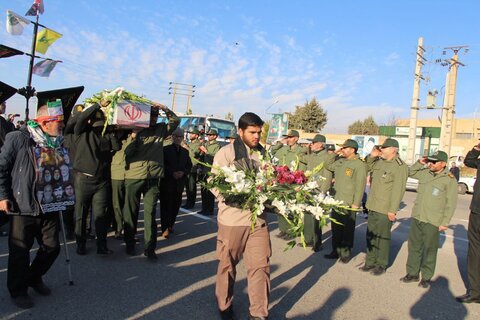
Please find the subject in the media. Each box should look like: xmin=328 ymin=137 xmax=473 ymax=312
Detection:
xmin=458 ymin=176 xmax=476 ymax=195
xmin=449 ymin=155 xmax=465 ymax=168
xmin=406 ymin=176 xmax=475 ymax=195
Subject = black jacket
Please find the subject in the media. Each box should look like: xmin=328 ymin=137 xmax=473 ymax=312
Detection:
xmin=72 ymin=104 xmax=121 ymax=178
xmin=465 ymin=147 xmax=480 ymax=214
xmin=162 ymin=144 xmax=192 ymax=192
xmin=0 ymin=127 xmax=42 ymax=216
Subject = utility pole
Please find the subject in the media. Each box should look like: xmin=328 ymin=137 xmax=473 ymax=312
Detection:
xmin=438 ymin=46 xmax=467 ymax=155
xmin=168 ymin=82 xmax=195 ymax=113
xmin=406 ymin=37 xmax=426 ymax=164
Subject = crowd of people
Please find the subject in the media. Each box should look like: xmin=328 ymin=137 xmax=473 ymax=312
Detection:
xmin=0 ymin=101 xmax=479 ymax=320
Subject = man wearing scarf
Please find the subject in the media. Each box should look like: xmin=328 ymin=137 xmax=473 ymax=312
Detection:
xmin=212 ymin=112 xmax=270 ymax=320
xmin=0 ymin=105 xmax=65 ymax=309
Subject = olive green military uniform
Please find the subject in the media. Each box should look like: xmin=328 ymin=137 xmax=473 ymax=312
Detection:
xmin=185 ymin=139 xmax=202 ymax=208
xmin=271 ymin=142 xmax=307 ymax=235
xmin=364 ymin=154 xmax=408 ymax=269
xmin=327 ymin=155 xmax=367 ymax=259
xmin=299 ymin=149 xmax=335 ymax=249
xmin=405 ymin=161 xmax=458 ymax=281
xmin=123 ymin=109 xmax=179 ymax=254
xmin=110 ymin=133 xmax=133 ymax=237
xmin=200 ymin=140 xmax=221 ymax=214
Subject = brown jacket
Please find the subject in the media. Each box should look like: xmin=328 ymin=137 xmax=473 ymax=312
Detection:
xmin=212 ymin=142 xmax=267 ymax=227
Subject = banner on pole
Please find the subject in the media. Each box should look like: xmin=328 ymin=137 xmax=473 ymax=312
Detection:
xmin=35 ymin=28 xmax=62 ymax=54
xmin=33 ymin=59 xmax=59 ymax=77
xmin=36 ymin=86 xmax=84 ymax=124
xmin=0 ymin=81 xmax=18 ymax=104
xmin=266 ymin=113 xmax=289 ymax=144
xmin=6 ymin=10 xmax=31 ymax=35
xmin=26 ymin=0 xmax=45 ymax=16
xmin=0 ymin=44 xmax=24 ymax=58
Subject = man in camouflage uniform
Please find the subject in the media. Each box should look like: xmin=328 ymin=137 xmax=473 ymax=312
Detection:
xmin=270 ymin=129 xmax=307 ymax=239
xmin=325 ymin=139 xmax=367 ymax=263
xmin=299 ymin=134 xmax=335 ymax=251
xmin=400 ymin=150 xmax=457 ymax=288
xmin=182 ymin=128 xmax=203 ymax=209
xmin=199 ymin=129 xmax=221 ymax=215
xmin=359 ymin=138 xmax=408 ymax=275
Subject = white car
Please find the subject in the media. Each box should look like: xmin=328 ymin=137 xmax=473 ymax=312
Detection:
xmin=458 ymin=176 xmax=476 ymax=195
xmin=406 ymin=176 xmax=476 ymax=195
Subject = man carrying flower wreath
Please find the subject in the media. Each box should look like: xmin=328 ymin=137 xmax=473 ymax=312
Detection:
xmin=211 ymin=112 xmax=270 ymax=320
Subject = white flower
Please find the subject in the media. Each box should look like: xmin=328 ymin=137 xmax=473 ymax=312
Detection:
xmin=303 ymin=180 xmax=319 ymax=191
xmin=306 ymin=205 xmax=325 ymax=220
xmin=272 ymin=198 xmax=288 ymax=216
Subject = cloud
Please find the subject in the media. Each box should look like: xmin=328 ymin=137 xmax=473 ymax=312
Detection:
xmin=384 ymin=52 xmax=400 ymax=65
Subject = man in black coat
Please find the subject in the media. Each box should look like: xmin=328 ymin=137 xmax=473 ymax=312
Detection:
xmin=160 ymin=128 xmax=192 ymax=238
xmin=456 ymin=140 xmax=480 ymax=304
xmin=0 ymin=105 xmax=65 ymax=309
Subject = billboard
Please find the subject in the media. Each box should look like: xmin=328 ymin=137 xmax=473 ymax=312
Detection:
xmin=267 ymin=113 xmax=288 ymax=144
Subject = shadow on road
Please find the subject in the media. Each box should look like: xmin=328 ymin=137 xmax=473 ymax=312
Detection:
xmin=297 ymin=287 xmax=351 ymax=320
xmin=410 ymin=276 xmax=468 ymax=320
xmin=451 ymin=223 xmax=469 ymax=288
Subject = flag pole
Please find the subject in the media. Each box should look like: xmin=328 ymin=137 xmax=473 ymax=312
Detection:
xmin=18 ymin=12 xmax=40 ymax=121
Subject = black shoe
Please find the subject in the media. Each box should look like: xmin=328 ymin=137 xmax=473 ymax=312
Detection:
xmin=312 ymin=243 xmax=323 ymax=252
xmin=86 ymin=233 xmax=96 ymax=240
xmin=418 ymin=279 xmax=431 ymax=288
xmin=144 ymin=249 xmax=158 ymax=260
xmin=198 ymin=210 xmax=213 ymax=216
xmin=219 ymin=306 xmax=235 ymax=320
xmin=66 ymin=232 xmax=75 ymax=241
xmin=339 ymin=256 xmax=351 ymax=264
xmin=97 ymin=246 xmax=114 ymax=255
xmin=248 ymin=313 xmax=267 ymax=320
xmin=114 ymin=232 xmax=123 ymax=240
xmin=456 ymin=293 xmax=480 ymax=304
xmin=29 ymin=280 xmax=51 ymax=296
xmin=324 ymin=252 xmax=339 ymax=260
xmin=400 ymin=274 xmax=419 ymax=283
xmin=11 ymin=294 xmax=34 ymax=309
xmin=276 ymin=232 xmax=287 ymax=239
xmin=359 ymin=264 xmax=375 ymax=272
xmin=76 ymin=243 xmax=86 ymax=255
xmin=182 ymin=204 xmax=194 ymax=209
xmin=126 ymin=244 xmax=136 ymax=256
xmin=371 ymin=266 xmax=386 ymax=276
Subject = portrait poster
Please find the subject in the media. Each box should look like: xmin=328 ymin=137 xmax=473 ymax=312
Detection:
xmin=34 ymin=146 xmax=75 ymax=213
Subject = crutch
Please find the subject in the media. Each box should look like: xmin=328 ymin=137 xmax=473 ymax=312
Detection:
xmin=58 ymin=211 xmax=74 ymax=285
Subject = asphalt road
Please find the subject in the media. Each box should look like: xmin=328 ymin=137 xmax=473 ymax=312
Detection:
xmin=0 ymin=190 xmax=479 ymax=319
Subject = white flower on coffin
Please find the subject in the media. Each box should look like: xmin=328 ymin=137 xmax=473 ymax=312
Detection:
xmin=321 ymin=195 xmax=344 ymax=206
xmin=290 ymin=202 xmax=307 ymax=215
xmin=254 ymin=194 xmax=269 ymax=214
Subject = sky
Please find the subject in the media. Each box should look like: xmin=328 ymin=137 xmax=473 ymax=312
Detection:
xmin=1 ymin=0 xmax=479 ymax=133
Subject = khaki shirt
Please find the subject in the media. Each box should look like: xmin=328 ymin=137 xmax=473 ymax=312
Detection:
xmin=212 ymin=143 xmax=267 ymax=227
xmin=272 ymin=143 xmax=306 ymax=167
xmin=327 ymin=155 xmax=367 ymax=207
xmin=409 ymin=161 xmax=458 ymax=227
xmin=299 ymin=149 xmax=335 ymax=193
xmin=365 ymin=155 xmax=408 ymax=215
xmin=186 ymin=139 xmax=202 ymax=172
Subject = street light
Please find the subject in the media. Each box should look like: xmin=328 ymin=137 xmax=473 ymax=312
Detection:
xmin=265 ymin=99 xmax=279 ymax=113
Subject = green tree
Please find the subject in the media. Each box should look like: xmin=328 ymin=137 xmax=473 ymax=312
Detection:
xmin=288 ymin=97 xmax=328 ymax=133
xmin=348 ymin=116 xmax=379 ymax=135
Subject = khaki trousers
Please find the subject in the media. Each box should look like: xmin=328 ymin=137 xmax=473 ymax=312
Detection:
xmin=216 ymin=223 xmax=271 ymax=317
